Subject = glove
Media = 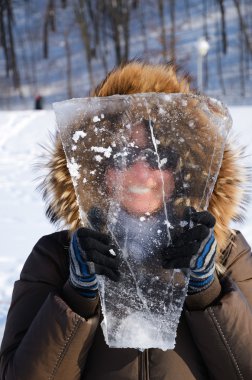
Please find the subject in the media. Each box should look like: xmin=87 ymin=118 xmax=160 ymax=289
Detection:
xmin=162 ymin=209 xmax=217 ymax=294
xmin=69 ymin=228 xmax=120 ymax=298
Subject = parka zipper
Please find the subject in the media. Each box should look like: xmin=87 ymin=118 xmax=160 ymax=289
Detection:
xmin=139 ymin=349 xmax=150 ymax=380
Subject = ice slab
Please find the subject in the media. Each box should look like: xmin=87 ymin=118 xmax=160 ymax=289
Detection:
xmin=54 ymin=93 xmax=231 ymax=350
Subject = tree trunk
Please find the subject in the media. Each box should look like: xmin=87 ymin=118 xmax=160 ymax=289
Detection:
xmin=215 ymin=18 xmax=226 ymax=95
xmin=217 ymin=0 xmax=228 ymax=54
xmin=0 ymin=2 xmax=10 ymax=76
xmin=75 ymin=0 xmax=94 ymax=87
xmin=203 ymin=0 xmax=209 ymax=89
xmin=158 ymin=0 xmax=167 ymax=61
xmin=64 ymin=30 xmax=73 ymax=98
xmin=169 ymin=0 xmax=176 ymax=63
xmin=233 ymin=0 xmax=252 ymax=53
xmin=6 ymin=0 xmax=20 ymax=88
xmin=138 ymin=0 xmax=148 ymax=54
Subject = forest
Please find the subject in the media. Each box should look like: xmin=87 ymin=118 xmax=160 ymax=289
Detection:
xmin=1 ymin=0 xmax=252 ymax=107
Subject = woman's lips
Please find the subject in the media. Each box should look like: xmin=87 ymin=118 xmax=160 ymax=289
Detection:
xmin=127 ymin=186 xmax=152 ymax=194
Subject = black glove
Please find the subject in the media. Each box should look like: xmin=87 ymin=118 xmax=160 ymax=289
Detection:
xmin=162 ymin=208 xmax=216 ymax=270
xmin=69 ymin=228 xmax=120 ymax=298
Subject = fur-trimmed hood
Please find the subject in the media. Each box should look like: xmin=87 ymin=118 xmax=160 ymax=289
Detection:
xmin=40 ymin=62 xmax=249 ymax=270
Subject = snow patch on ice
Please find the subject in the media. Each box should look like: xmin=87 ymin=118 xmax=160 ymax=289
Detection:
xmin=163 ymin=220 xmax=172 ymax=228
xmin=180 ymin=220 xmax=189 ymax=228
xmin=160 ymin=157 xmax=168 ymax=167
xmin=158 ymin=107 xmax=166 ymax=115
xmin=164 ymin=94 xmax=172 ymax=102
xmin=72 ymin=130 xmax=87 ymax=142
xmin=91 ymin=146 xmax=112 ymax=158
xmin=67 ymin=157 xmax=81 ymax=182
xmin=93 ymin=115 xmax=101 ymax=123
xmin=95 ymin=155 xmax=103 ymax=162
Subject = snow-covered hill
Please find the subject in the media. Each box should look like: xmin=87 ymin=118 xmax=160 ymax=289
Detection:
xmin=0 ymin=105 xmax=251 ymax=340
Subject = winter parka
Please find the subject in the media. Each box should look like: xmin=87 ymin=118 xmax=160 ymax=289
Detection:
xmin=1 ymin=62 xmax=252 ymax=380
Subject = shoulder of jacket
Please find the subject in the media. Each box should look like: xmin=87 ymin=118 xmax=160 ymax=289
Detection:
xmin=20 ymin=230 xmax=70 ymax=286
xmin=37 ymin=230 xmax=70 ymax=250
xmin=223 ymin=230 xmax=252 ymax=280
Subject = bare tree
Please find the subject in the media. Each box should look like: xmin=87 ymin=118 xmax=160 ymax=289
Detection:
xmin=74 ymin=0 xmax=95 ymax=87
xmin=0 ymin=1 xmax=10 ymax=75
xmin=138 ymin=0 xmax=148 ymax=55
xmin=1 ymin=0 xmax=252 ymax=101
xmin=64 ymin=27 xmax=73 ymax=98
xmin=202 ymin=0 xmax=209 ymax=88
xmin=97 ymin=0 xmax=109 ymax=74
xmin=43 ymin=0 xmax=56 ymax=59
xmin=243 ymin=0 xmax=252 ymax=78
xmin=61 ymin=0 xmax=67 ymax=8
xmin=233 ymin=0 xmax=252 ymax=53
xmin=216 ymin=0 xmax=228 ymax=54
xmin=239 ymin=31 xmax=246 ymax=96
xmin=215 ymin=17 xmax=226 ymax=94
xmin=168 ymin=0 xmax=176 ymax=63
xmin=158 ymin=0 xmax=168 ymax=61
xmin=0 ymin=0 xmax=20 ymax=88
xmin=183 ymin=0 xmax=191 ymax=27
xmin=24 ymin=0 xmax=38 ymax=95
xmin=105 ymin=0 xmax=131 ymax=65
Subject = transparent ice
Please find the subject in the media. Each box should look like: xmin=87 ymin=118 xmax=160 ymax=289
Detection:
xmin=53 ymin=93 xmax=232 ymax=350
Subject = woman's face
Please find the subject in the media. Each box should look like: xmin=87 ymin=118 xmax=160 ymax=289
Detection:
xmin=105 ymin=122 xmax=175 ymax=215
xmin=105 ymin=160 xmax=175 ymax=216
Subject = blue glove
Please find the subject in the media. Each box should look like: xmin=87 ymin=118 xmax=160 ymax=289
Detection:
xmin=187 ymin=212 xmax=217 ymax=294
xmin=69 ymin=228 xmax=120 ymax=298
xmin=162 ymin=210 xmax=217 ymax=294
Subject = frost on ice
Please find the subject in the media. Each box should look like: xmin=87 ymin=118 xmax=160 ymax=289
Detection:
xmin=67 ymin=157 xmax=81 ymax=185
xmin=160 ymin=157 xmax=168 ymax=168
xmin=53 ymin=93 xmax=232 ymax=350
xmin=72 ymin=130 xmax=87 ymax=142
xmin=91 ymin=145 xmax=112 ymax=158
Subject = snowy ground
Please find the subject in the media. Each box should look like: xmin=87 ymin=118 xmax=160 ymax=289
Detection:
xmin=0 ymin=105 xmax=252 ymax=341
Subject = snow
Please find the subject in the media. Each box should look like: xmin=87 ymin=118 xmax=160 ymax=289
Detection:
xmin=0 ymin=110 xmax=56 ymax=339
xmin=67 ymin=157 xmax=81 ymax=182
xmin=0 ymin=105 xmax=252 ymax=343
xmin=91 ymin=146 xmax=112 ymax=158
xmin=93 ymin=116 xmax=101 ymax=123
xmin=72 ymin=130 xmax=87 ymax=143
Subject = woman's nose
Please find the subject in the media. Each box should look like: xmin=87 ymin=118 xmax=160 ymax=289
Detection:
xmin=128 ymin=161 xmax=157 ymax=182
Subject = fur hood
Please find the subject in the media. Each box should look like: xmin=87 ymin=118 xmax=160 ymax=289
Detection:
xmin=40 ymin=62 xmax=249 ymax=270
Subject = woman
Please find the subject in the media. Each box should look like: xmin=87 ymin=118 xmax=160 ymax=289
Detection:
xmin=1 ymin=61 xmax=252 ymax=380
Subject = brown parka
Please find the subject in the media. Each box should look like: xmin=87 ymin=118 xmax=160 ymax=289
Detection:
xmin=1 ymin=62 xmax=252 ymax=380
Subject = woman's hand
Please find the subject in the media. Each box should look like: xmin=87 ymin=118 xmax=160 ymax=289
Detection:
xmin=69 ymin=228 xmax=120 ymax=298
xmin=162 ymin=209 xmax=217 ymax=294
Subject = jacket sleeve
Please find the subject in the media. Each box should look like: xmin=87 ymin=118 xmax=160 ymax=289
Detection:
xmin=0 ymin=233 xmax=100 ymax=380
xmin=185 ymin=231 xmax=252 ymax=380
